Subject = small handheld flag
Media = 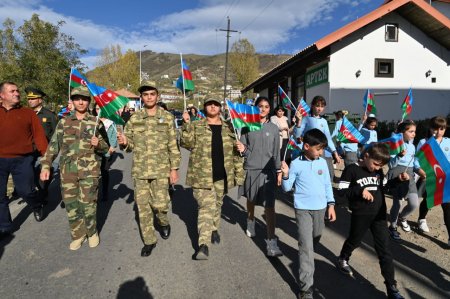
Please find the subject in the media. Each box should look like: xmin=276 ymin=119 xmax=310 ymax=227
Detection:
xmin=363 ymin=89 xmax=376 ymax=116
xmin=226 ymin=100 xmax=262 ymax=132
xmin=296 ymin=97 xmax=310 ymax=117
xmin=196 ymin=110 xmax=205 ymax=119
xmin=57 ymin=106 xmax=71 ymax=118
xmin=86 ymin=82 xmax=129 ymax=125
xmin=401 ymin=88 xmax=413 ymax=120
xmin=278 ymin=85 xmax=294 ymax=111
xmin=378 ymin=133 xmax=405 ymax=156
xmin=416 ymin=137 xmax=450 ymax=208
xmin=287 ymin=136 xmax=301 ymax=151
xmin=337 ymin=117 xmax=364 ymax=144
xmin=70 ymin=69 xmax=89 ymax=88
xmin=176 ymin=60 xmax=195 ymax=92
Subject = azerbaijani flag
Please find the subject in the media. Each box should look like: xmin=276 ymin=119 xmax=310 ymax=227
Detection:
xmin=287 ymin=136 xmax=301 ymax=151
xmin=57 ymin=106 xmax=71 ymax=118
xmin=278 ymin=85 xmax=293 ymax=111
xmin=363 ymin=89 xmax=377 ymax=115
xmin=401 ymin=88 xmax=413 ymax=120
xmin=296 ymin=97 xmax=310 ymax=117
xmin=378 ymin=133 xmax=405 ymax=155
xmin=176 ymin=60 xmax=195 ymax=92
xmin=86 ymin=82 xmax=129 ymax=125
xmin=416 ymin=137 xmax=450 ymax=208
xmin=70 ymin=68 xmax=88 ymax=88
xmin=337 ymin=117 xmax=364 ymax=144
xmin=226 ymin=100 xmax=262 ymax=132
xmin=196 ymin=110 xmax=205 ymax=119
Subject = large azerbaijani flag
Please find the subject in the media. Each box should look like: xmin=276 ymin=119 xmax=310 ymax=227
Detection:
xmin=86 ymin=82 xmax=129 ymax=125
xmin=337 ymin=117 xmax=364 ymax=144
xmin=363 ymin=89 xmax=377 ymax=115
xmin=378 ymin=133 xmax=405 ymax=155
xmin=226 ymin=100 xmax=262 ymax=132
xmin=278 ymin=85 xmax=294 ymax=111
xmin=296 ymin=97 xmax=310 ymax=117
xmin=416 ymin=137 xmax=450 ymax=208
xmin=176 ymin=60 xmax=195 ymax=92
xmin=401 ymin=88 xmax=413 ymax=120
xmin=70 ymin=68 xmax=88 ymax=88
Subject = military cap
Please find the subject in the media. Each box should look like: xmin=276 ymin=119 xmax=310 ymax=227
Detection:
xmin=70 ymin=86 xmax=91 ymax=99
xmin=138 ymin=80 xmax=158 ymax=94
xmin=204 ymin=98 xmax=221 ymax=106
xmin=25 ymin=87 xmax=46 ymax=99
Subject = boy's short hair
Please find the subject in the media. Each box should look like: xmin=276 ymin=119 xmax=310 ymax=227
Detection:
xmin=430 ymin=116 xmax=447 ymax=130
xmin=311 ymin=95 xmax=326 ymax=107
xmin=362 ymin=143 xmax=390 ymax=165
xmin=303 ymin=129 xmax=328 ymax=148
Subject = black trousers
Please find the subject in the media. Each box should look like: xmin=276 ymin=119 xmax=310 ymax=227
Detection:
xmin=419 ymin=198 xmax=450 ymax=239
xmin=340 ymin=208 xmax=396 ymax=285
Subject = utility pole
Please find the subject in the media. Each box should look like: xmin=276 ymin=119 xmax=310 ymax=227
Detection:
xmin=219 ymin=17 xmax=238 ymax=102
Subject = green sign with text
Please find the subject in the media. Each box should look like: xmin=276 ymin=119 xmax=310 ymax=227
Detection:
xmin=305 ymin=63 xmax=328 ymax=88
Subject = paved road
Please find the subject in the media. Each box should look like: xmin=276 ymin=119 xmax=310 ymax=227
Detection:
xmin=0 ymin=148 xmax=449 ymax=298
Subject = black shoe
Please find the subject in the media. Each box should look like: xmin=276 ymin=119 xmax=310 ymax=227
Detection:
xmin=337 ymin=257 xmax=354 ymax=276
xmin=33 ymin=206 xmax=45 ymax=222
xmin=0 ymin=229 xmax=13 ymax=240
xmin=298 ymin=288 xmax=313 ymax=299
xmin=160 ymin=225 xmax=171 ymax=239
xmin=141 ymin=244 xmax=156 ymax=257
xmin=211 ymin=230 xmax=220 ymax=244
xmin=386 ymin=283 xmax=404 ymax=299
xmin=195 ymin=244 xmax=209 ymax=260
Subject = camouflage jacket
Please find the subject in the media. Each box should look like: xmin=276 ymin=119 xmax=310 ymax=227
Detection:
xmin=180 ymin=118 xmax=244 ymax=190
xmin=123 ymin=107 xmax=180 ymax=179
xmin=40 ymin=113 xmax=108 ymax=178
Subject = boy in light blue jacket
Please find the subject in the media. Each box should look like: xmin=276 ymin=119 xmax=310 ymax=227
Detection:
xmin=281 ymin=128 xmax=336 ymax=299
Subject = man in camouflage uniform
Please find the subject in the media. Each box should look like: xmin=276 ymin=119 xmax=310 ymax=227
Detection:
xmin=40 ymin=86 xmax=108 ymax=250
xmin=117 ymin=81 xmax=180 ymax=257
xmin=26 ymin=87 xmax=58 ymax=200
xmin=181 ymin=98 xmax=244 ymax=260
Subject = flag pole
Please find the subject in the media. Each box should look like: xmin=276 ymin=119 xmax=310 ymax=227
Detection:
xmin=68 ymin=67 xmax=73 ymax=102
xmin=93 ymin=109 xmax=100 ymax=137
xmin=278 ymin=84 xmax=298 ymax=117
xmin=363 ymin=90 xmax=369 ymax=117
xmin=180 ymin=53 xmax=187 ymax=111
xmin=283 ymin=143 xmax=289 ymax=161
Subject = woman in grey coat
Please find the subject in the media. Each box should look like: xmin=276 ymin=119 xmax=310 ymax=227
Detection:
xmin=236 ymin=96 xmax=282 ymax=257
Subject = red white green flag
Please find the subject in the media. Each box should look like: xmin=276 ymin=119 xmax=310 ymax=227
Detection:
xmin=416 ymin=137 xmax=450 ymax=208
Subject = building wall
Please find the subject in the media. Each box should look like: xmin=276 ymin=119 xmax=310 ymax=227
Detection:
xmin=328 ymin=12 xmax=450 ymax=120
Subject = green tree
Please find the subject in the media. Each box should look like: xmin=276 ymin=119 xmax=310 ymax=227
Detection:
xmin=88 ymin=45 xmax=139 ymax=93
xmin=0 ymin=14 xmax=86 ymax=107
xmin=229 ymin=39 xmax=259 ymax=96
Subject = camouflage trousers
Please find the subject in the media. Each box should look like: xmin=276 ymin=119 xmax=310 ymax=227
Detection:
xmin=134 ymin=178 xmax=170 ymax=245
xmin=61 ymin=175 xmax=99 ymax=240
xmin=193 ymin=180 xmax=225 ymax=246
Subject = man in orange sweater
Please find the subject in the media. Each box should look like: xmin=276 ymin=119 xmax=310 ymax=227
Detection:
xmin=0 ymin=81 xmax=48 ymax=237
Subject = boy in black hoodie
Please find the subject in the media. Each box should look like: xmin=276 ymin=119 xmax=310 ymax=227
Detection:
xmin=336 ymin=144 xmax=405 ymax=299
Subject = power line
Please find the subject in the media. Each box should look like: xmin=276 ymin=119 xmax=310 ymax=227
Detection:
xmin=215 ymin=0 xmax=239 ymax=28
xmin=240 ymin=0 xmax=274 ymax=32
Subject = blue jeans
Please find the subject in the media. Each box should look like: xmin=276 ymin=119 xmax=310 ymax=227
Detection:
xmin=0 ymin=155 xmax=42 ymax=232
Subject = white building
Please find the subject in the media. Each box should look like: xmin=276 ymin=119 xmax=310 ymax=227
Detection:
xmin=242 ymin=0 xmax=450 ymax=121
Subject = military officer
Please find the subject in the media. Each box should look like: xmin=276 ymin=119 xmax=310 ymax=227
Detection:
xmin=40 ymin=86 xmax=108 ymax=250
xmin=180 ymin=98 xmax=244 ymax=260
xmin=26 ymin=87 xmax=58 ymax=199
xmin=117 ymin=81 xmax=180 ymax=257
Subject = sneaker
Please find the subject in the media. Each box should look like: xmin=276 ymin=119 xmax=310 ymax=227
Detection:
xmin=418 ymin=219 xmax=430 ymax=233
xmin=88 ymin=232 xmax=100 ymax=248
xmin=386 ymin=283 xmax=405 ymax=299
xmin=69 ymin=235 xmax=87 ymax=251
xmin=398 ymin=218 xmax=411 ymax=232
xmin=246 ymin=219 xmax=255 ymax=238
xmin=337 ymin=258 xmax=353 ymax=276
xmin=389 ymin=226 xmax=401 ymax=241
xmin=298 ymin=288 xmax=313 ymax=299
xmin=265 ymin=238 xmax=283 ymax=257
